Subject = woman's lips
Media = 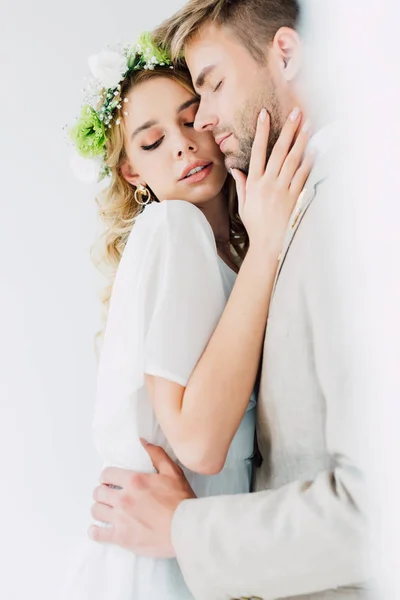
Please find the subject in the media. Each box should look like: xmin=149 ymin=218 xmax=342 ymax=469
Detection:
xmin=181 ymin=163 xmax=213 ymax=184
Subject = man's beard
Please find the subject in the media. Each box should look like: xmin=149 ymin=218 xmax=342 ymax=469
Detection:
xmin=224 ymin=82 xmax=283 ymax=174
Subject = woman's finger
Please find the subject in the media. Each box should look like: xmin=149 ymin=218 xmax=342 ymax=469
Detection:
xmin=278 ymin=120 xmax=311 ymax=188
xmin=247 ymin=108 xmax=270 ymax=180
xmin=230 ymin=169 xmax=247 ymax=217
xmin=264 ymin=107 xmax=302 ymax=180
xmin=289 ymin=149 xmax=315 ymax=199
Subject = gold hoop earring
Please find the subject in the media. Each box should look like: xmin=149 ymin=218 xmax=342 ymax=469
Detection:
xmin=134 ymin=184 xmax=151 ymax=206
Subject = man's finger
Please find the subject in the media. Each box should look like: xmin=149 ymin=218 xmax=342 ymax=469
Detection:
xmin=93 ymin=484 xmax=119 ymax=507
xmin=248 ymin=108 xmax=270 ymax=179
xmin=88 ymin=523 xmax=115 ymax=544
xmin=91 ymin=501 xmax=114 ymax=524
xmin=141 ymin=441 xmax=181 ymax=477
xmin=100 ymin=466 xmax=130 ymax=488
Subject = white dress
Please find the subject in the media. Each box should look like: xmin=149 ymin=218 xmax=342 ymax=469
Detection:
xmin=61 ymin=200 xmax=256 ymax=600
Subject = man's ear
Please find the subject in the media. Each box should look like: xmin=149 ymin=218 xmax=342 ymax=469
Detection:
xmin=120 ymin=160 xmax=142 ymax=187
xmin=272 ymin=27 xmax=302 ymax=82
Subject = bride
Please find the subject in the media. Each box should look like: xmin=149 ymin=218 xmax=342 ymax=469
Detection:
xmin=63 ymin=32 xmax=312 ymax=600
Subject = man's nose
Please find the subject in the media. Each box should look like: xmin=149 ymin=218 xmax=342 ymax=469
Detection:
xmin=194 ymin=101 xmax=218 ymax=133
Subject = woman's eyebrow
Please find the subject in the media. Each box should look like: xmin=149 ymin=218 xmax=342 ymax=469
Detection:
xmin=177 ymin=98 xmax=200 ymax=113
xmin=130 ymin=98 xmax=199 ymax=140
xmin=130 ymin=120 xmax=158 ymax=141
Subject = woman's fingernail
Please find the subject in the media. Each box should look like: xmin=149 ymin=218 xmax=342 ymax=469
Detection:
xmin=302 ymin=120 xmax=311 ymax=133
xmin=259 ymin=108 xmax=267 ymax=122
xmin=289 ymin=107 xmax=300 ymax=122
xmin=140 ymin=438 xmax=148 ymax=447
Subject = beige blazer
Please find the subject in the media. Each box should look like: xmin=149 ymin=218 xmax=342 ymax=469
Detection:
xmin=171 ymin=132 xmax=369 ymax=600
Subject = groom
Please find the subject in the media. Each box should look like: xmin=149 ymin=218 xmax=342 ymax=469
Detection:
xmin=90 ymin=1 xmax=368 ymax=598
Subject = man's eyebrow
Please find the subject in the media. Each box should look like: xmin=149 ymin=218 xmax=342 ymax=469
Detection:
xmin=130 ymin=120 xmax=157 ymax=141
xmin=195 ymin=65 xmax=216 ymax=89
xmin=130 ymin=99 xmax=199 ymax=141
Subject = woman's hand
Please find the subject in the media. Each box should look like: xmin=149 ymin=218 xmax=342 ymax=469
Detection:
xmin=231 ymin=107 xmax=313 ymax=256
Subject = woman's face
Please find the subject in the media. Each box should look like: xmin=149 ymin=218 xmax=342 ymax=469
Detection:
xmin=121 ymin=76 xmax=227 ymax=205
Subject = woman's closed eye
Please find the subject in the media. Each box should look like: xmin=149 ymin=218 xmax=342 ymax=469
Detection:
xmin=141 ymin=136 xmax=165 ymax=151
xmin=213 ymin=80 xmax=223 ymax=93
xmin=141 ymin=122 xmax=194 ymax=150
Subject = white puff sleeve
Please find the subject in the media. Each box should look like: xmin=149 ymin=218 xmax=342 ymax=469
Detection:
xmin=93 ymin=200 xmax=227 ymax=449
xmin=143 ymin=200 xmax=227 ymax=386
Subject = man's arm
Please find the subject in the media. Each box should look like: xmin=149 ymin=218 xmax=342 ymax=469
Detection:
xmin=91 ymin=445 xmax=367 ymax=599
xmin=170 ymin=182 xmax=369 ymax=600
xmin=172 ymin=462 xmax=367 ymax=599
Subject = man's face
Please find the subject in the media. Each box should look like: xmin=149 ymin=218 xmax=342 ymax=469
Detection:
xmin=185 ymin=23 xmax=285 ymax=172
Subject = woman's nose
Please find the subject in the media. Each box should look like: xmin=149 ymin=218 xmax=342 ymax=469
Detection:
xmin=177 ymin=143 xmax=196 ymax=158
xmin=175 ymin=133 xmax=197 ymax=158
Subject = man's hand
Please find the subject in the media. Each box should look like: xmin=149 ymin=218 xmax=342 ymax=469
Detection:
xmin=89 ymin=441 xmax=196 ymax=558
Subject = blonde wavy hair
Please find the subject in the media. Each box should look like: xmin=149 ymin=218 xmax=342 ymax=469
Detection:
xmin=92 ymin=65 xmax=249 ymax=345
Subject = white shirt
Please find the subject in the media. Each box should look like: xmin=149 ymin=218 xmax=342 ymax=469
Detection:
xmin=61 ymin=200 xmax=256 ymax=600
xmin=93 ymin=199 xmax=256 ymax=481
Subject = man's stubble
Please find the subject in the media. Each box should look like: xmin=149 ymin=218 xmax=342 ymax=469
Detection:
xmin=224 ymin=74 xmax=283 ymax=174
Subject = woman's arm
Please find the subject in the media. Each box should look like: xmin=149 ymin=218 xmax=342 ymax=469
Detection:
xmin=146 ymin=108 xmax=313 ymax=474
xmin=145 ymin=244 xmax=275 ymax=474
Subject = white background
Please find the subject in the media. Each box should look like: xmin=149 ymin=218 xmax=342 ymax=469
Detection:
xmin=0 ymin=1 xmax=185 ymax=598
xmin=1 ymin=1 xmax=399 ymax=599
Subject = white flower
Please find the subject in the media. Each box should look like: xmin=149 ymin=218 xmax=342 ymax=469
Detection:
xmin=69 ymin=152 xmax=102 ymax=184
xmin=88 ymin=50 xmax=128 ymax=89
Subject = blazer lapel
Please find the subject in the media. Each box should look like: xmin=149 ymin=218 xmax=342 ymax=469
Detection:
xmin=271 ymin=156 xmax=329 ymax=299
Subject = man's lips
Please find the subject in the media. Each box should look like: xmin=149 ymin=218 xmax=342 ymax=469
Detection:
xmin=215 ymin=133 xmax=232 ymax=151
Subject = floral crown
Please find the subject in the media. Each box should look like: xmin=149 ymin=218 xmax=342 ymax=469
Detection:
xmin=69 ymin=32 xmax=173 ymax=183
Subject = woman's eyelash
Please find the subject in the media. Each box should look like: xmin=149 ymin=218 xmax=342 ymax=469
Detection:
xmin=141 ymin=118 xmax=195 ymax=149
xmin=141 ymin=121 xmax=193 ymax=148
xmin=141 ymin=137 xmax=164 ymax=151
xmin=213 ymin=80 xmax=223 ymax=92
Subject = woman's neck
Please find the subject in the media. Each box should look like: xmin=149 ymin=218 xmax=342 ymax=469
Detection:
xmin=197 ymin=190 xmax=230 ymax=245
xmin=197 ymin=190 xmax=239 ymax=274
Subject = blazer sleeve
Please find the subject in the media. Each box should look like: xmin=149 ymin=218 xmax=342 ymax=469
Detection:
xmin=171 ymin=180 xmax=369 ymax=600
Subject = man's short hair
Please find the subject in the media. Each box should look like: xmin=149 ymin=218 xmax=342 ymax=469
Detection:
xmin=153 ymin=0 xmax=300 ymax=63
